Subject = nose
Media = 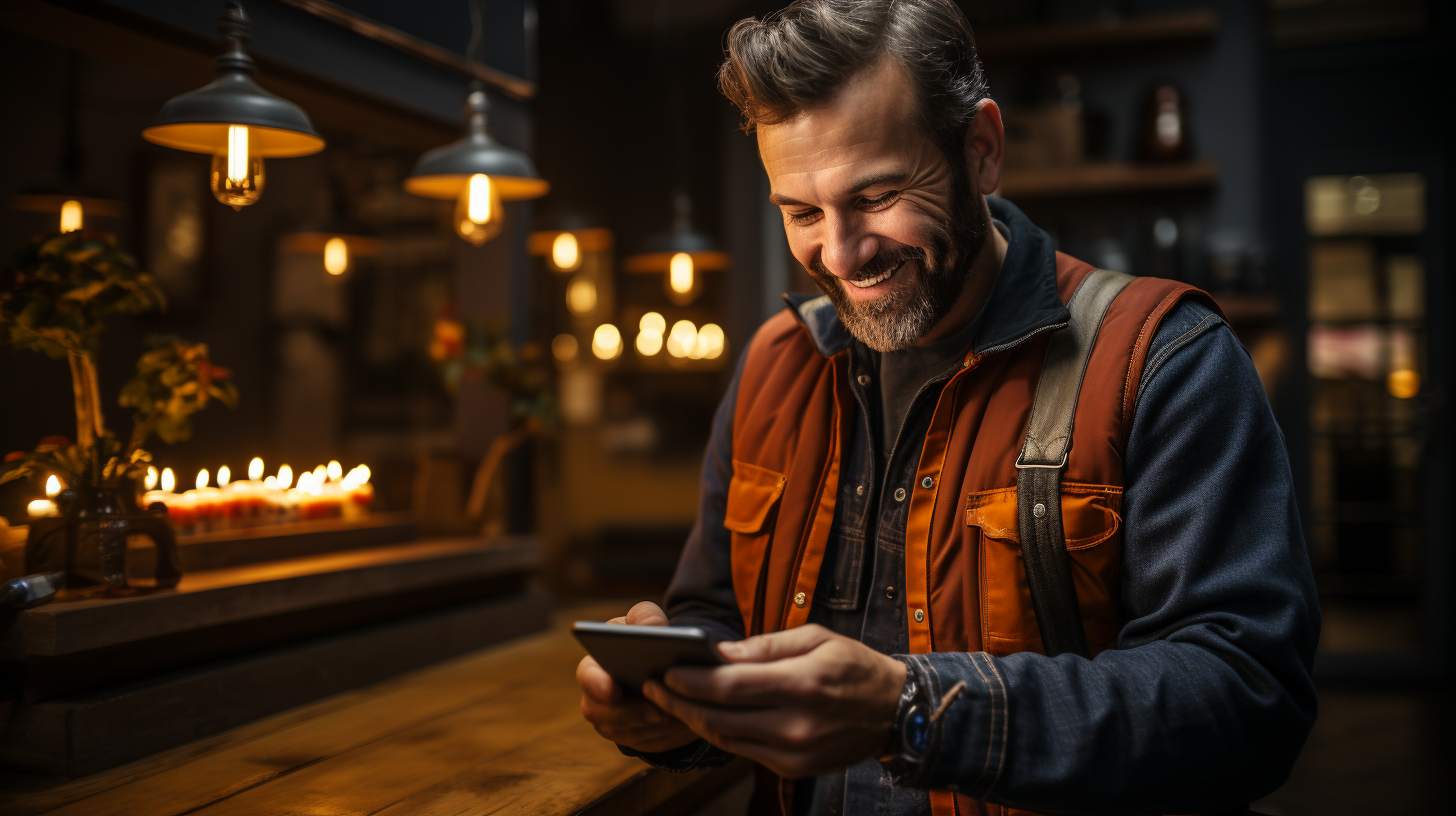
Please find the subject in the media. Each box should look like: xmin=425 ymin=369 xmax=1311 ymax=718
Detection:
xmin=817 ymin=213 xmax=878 ymax=279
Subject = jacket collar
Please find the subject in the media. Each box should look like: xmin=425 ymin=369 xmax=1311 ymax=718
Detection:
xmin=785 ymin=196 xmax=1070 ymax=359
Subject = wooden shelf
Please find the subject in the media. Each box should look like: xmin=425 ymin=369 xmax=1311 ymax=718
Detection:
xmin=976 ymin=11 xmax=1218 ymax=60
xmin=997 ymin=161 xmax=1219 ymax=200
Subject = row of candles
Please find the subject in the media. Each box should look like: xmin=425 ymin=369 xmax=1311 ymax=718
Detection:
xmin=26 ymin=457 xmax=374 ymax=535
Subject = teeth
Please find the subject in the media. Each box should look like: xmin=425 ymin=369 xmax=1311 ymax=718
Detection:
xmin=850 ymin=262 xmax=901 ymax=289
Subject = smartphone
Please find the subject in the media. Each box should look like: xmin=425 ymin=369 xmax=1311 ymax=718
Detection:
xmin=573 ymin=621 xmax=725 ymax=693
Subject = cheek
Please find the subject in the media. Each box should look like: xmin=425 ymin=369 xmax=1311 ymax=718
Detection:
xmin=866 ymin=207 xmax=939 ymax=253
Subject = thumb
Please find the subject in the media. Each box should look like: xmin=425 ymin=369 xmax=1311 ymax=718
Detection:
xmin=718 ymin=624 xmax=833 ymax=663
xmin=624 ymin=601 xmax=669 ymax=626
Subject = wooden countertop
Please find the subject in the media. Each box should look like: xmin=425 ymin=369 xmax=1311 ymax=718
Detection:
xmin=0 ymin=602 xmax=750 ymax=816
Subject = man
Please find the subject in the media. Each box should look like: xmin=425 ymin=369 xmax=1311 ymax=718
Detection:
xmin=577 ymin=1 xmax=1319 ymax=814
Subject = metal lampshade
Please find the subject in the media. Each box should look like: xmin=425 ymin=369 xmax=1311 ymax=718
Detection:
xmin=142 ymin=1 xmax=324 ymax=158
xmin=404 ymin=84 xmax=549 ymax=202
xmin=624 ymin=193 xmax=728 ymax=273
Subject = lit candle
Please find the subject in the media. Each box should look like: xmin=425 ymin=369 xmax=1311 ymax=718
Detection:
xmin=28 ymin=499 xmax=59 ymax=518
xmin=161 ymin=468 xmax=176 ymax=492
xmin=145 ymin=466 xmax=159 ymax=490
xmin=277 ymin=464 xmax=293 ymax=490
xmin=249 ymin=457 xmax=264 ymax=481
xmin=327 ymin=460 xmax=343 ymax=481
xmin=45 ymin=475 xmax=62 ymax=497
xmin=217 ymin=465 xmax=231 ymax=487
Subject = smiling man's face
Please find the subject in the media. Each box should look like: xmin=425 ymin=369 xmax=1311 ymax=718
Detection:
xmin=758 ymin=57 xmax=988 ymax=351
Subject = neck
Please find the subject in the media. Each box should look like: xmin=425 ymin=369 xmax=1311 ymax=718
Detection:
xmin=913 ymin=197 xmax=1007 ymax=346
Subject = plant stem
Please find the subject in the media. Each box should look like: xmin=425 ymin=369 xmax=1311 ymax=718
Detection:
xmin=68 ymin=349 xmax=95 ymax=452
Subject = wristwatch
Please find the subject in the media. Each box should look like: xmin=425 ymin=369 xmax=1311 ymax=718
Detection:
xmin=878 ymin=671 xmax=933 ymax=783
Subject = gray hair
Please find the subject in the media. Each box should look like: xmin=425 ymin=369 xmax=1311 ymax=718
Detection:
xmin=718 ymin=0 xmax=989 ymax=164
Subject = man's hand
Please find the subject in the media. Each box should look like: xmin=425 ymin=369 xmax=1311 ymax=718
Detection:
xmin=643 ymin=623 xmax=907 ymax=779
xmin=576 ymin=601 xmax=700 ymax=753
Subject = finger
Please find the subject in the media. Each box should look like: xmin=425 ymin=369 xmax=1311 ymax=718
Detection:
xmin=581 ymin=694 xmax=697 ymax=751
xmin=644 ymin=680 xmax=801 ymax=743
xmin=575 ymin=655 xmax=622 ymax=704
xmin=624 ymin=601 xmax=669 ymax=626
xmin=663 ymin=661 xmax=815 ymax=707
xmin=717 ymin=624 xmax=834 ymax=663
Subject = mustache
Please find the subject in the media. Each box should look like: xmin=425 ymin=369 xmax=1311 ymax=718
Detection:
xmin=811 ymin=244 xmax=927 ymax=281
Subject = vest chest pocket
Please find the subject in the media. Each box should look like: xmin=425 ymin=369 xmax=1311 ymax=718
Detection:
xmin=967 ymin=483 xmax=1123 ymax=657
xmin=725 ymin=460 xmax=787 ymax=633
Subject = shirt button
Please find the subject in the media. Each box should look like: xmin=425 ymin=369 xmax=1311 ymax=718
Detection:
xmin=1033 ymin=502 xmax=1047 ymax=518
xmin=857 ymin=374 xmax=871 ymax=386
xmin=894 ymin=487 xmax=906 ymax=502
xmin=913 ymin=608 xmax=925 ymax=623
xmin=794 ymin=591 xmax=807 ymax=607
xmin=856 ymin=484 xmax=865 ymax=497
xmin=921 ymin=476 xmax=934 ymax=489
xmin=885 ymin=586 xmax=897 ymax=599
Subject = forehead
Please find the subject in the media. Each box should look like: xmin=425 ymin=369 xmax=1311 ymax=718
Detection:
xmin=757 ymin=59 xmax=930 ymax=191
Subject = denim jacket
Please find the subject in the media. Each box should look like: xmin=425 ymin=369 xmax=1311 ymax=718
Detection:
xmin=627 ymin=198 xmax=1320 ymax=815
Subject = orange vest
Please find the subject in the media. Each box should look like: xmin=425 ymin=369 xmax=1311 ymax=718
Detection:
xmin=726 ymin=253 xmax=1220 ymax=816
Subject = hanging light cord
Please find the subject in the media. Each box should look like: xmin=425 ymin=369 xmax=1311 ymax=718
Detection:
xmin=466 ymin=0 xmax=483 ymax=66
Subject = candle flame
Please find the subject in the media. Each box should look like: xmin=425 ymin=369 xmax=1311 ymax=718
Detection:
xmin=249 ymin=457 xmax=264 ymax=481
xmin=327 ymin=460 xmax=343 ymax=481
xmin=263 ymin=475 xmax=279 ymax=490
xmin=278 ymin=464 xmax=293 ymax=490
xmin=45 ymin=475 xmax=61 ymax=496
xmin=342 ymin=464 xmax=372 ymax=489
xmin=218 ymin=465 xmax=231 ymax=486
xmin=196 ymin=468 xmax=209 ymax=490
xmin=312 ymin=465 xmax=327 ymax=484
xmin=161 ymin=468 xmax=176 ymax=493
xmin=145 ymin=466 xmax=159 ymax=490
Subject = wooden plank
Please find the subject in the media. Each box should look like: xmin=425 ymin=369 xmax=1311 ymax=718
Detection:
xmin=126 ymin=513 xmax=417 ymax=577
xmin=5 ymin=538 xmax=539 ymax=657
xmin=4 ymin=604 xmax=619 ymax=816
xmin=976 ymin=10 xmax=1218 ymax=60
xmin=997 ymin=161 xmax=1219 ymax=200
xmin=1 ymin=593 xmax=551 ymax=777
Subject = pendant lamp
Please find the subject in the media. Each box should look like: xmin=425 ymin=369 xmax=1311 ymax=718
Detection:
xmin=528 ymin=215 xmax=612 ymax=273
xmin=404 ymin=0 xmax=548 ymax=246
xmin=625 ymin=193 xmax=728 ymax=306
xmin=281 ymin=184 xmax=379 ymax=281
xmin=142 ymin=1 xmax=324 ymax=210
xmin=12 ymin=52 xmax=124 ymax=232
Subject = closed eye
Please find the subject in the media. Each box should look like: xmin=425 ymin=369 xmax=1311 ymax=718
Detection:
xmin=860 ymin=191 xmax=898 ymax=211
xmin=785 ymin=208 xmax=821 ymax=225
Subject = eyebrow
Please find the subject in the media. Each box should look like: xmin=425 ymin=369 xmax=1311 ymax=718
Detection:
xmin=768 ymin=171 xmax=909 ymax=208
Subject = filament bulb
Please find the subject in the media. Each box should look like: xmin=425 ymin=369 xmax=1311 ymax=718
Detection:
xmin=453 ymin=174 xmax=504 ymax=246
xmin=59 ymin=199 xmax=83 ymax=232
xmin=551 ymin=232 xmax=581 ymax=271
xmin=669 ymin=252 xmax=694 ymax=295
xmin=210 ymin=125 xmax=265 ymax=210
xmin=323 ymin=237 xmax=349 ymax=276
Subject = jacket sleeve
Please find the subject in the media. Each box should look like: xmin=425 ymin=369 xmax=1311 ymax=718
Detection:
xmin=894 ymin=303 xmax=1321 ymax=813
xmin=617 ymin=346 xmax=749 ymax=771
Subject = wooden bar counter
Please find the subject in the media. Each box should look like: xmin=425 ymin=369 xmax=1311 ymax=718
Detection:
xmin=0 ymin=603 xmax=751 ymax=816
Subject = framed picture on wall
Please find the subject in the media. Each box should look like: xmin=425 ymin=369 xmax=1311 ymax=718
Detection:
xmin=137 ymin=150 xmax=210 ymax=312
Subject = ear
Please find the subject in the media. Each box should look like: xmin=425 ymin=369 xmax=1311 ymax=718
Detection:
xmin=965 ymin=98 xmax=1004 ymax=195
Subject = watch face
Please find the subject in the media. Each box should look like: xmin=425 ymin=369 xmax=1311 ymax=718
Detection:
xmin=904 ymin=704 xmax=931 ymax=756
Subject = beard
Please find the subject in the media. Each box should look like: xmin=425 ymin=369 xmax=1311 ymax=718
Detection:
xmin=808 ymin=172 xmax=988 ymax=352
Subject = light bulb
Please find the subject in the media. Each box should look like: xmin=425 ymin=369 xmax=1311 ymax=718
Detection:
xmin=145 ymin=466 xmax=159 ymax=490
xmin=278 ymin=464 xmax=293 ymax=490
xmin=161 ymin=467 xmax=176 ymax=492
xmin=552 ymin=333 xmax=579 ymax=362
xmin=636 ymin=329 xmax=663 ymax=356
xmin=327 ymin=460 xmax=343 ymax=481
xmin=591 ymin=324 xmax=622 ymax=360
xmin=669 ymin=252 xmax=695 ymax=295
xmin=218 ymin=465 xmax=231 ymax=486
xmin=566 ymin=275 xmax=597 ymax=315
xmin=323 ymin=237 xmax=349 ymax=276
xmin=667 ymin=320 xmax=698 ymax=358
xmin=248 ymin=457 xmax=264 ymax=481
xmin=210 ymin=126 xmax=265 ymax=210
xmin=196 ymin=468 xmax=209 ymax=490
xmin=551 ymin=232 xmax=581 ymax=271
xmin=695 ymin=323 xmax=726 ymax=360
xmin=453 ymin=173 xmax=504 ymax=246
xmin=46 ymin=474 xmax=62 ymax=497
xmin=59 ymin=199 xmax=83 ymax=233
xmin=640 ymin=312 xmax=666 ymax=334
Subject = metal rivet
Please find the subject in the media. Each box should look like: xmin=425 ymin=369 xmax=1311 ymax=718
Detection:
xmin=794 ymin=591 xmax=807 ymax=606
xmin=856 ymin=484 xmax=865 ymax=497
xmin=894 ymin=487 xmax=906 ymax=502
xmin=921 ymin=476 xmax=934 ymax=489
xmin=913 ymin=608 xmax=924 ymax=623
xmin=886 ymin=586 xmax=896 ymax=599
xmin=1033 ymin=502 xmax=1047 ymax=518
xmin=857 ymin=374 xmax=871 ymax=386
